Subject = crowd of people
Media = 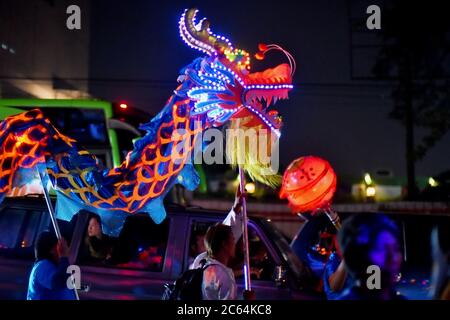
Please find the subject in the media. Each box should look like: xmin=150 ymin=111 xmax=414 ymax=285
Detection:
xmin=184 ymin=189 xmax=449 ymax=301
xmin=26 ymin=187 xmax=449 ymax=301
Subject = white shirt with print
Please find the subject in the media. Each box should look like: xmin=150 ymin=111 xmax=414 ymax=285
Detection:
xmin=190 ymin=208 xmax=243 ymax=300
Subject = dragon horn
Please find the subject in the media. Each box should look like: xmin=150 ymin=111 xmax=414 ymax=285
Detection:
xmin=179 ymin=8 xmax=233 ymax=56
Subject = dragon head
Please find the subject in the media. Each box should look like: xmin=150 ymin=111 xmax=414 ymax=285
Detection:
xmin=179 ymin=8 xmax=295 ymax=138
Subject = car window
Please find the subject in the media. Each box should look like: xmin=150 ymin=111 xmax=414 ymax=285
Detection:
xmin=0 ymin=208 xmax=27 ymax=249
xmin=231 ymin=225 xmax=276 ymax=281
xmin=260 ymin=218 xmax=307 ymax=281
xmin=115 ymin=128 xmax=138 ymax=161
xmin=188 ymin=220 xmax=276 ymax=281
xmin=78 ymin=213 xmax=170 ymax=272
xmin=186 ymin=220 xmax=210 ymax=268
xmin=0 ymin=206 xmax=74 ymax=258
xmin=20 ymin=210 xmax=44 ymax=249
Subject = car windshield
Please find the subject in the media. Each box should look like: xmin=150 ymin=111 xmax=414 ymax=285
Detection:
xmin=257 ymin=218 xmax=306 ymax=282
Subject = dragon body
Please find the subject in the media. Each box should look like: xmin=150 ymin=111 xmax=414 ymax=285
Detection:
xmin=0 ymin=9 xmax=294 ymax=236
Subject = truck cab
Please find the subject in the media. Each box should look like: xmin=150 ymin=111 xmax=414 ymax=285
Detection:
xmin=0 ymin=196 xmax=317 ymax=300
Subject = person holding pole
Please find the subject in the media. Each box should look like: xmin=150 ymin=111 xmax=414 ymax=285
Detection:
xmin=190 ymin=186 xmax=255 ymax=300
xmin=200 ymin=223 xmax=238 ymax=300
xmin=321 ymin=208 xmax=351 ymax=300
xmin=33 ymin=169 xmax=80 ymax=300
xmin=27 ymin=231 xmax=76 ymax=300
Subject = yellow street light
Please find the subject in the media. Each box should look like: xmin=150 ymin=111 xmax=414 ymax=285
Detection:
xmin=428 ymin=177 xmax=439 ymax=187
xmin=366 ymin=186 xmax=376 ymax=197
xmin=364 ymin=173 xmax=373 ymax=185
xmin=245 ymin=182 xmax=256 ymax=194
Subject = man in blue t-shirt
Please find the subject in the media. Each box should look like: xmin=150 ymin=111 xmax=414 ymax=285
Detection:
xmin=27 ymin=231 xmax=76 ymax=300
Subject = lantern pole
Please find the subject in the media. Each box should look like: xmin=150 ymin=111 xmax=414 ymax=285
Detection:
xmin=324 ymin=207 xmax=341 ymax=230
xmin=238 ymin=167 xmax=252 ymax=291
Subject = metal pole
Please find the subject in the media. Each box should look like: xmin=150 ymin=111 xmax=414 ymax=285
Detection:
xmin=37 ymin=170 xmax=80 ymax=300
xmin=324 ymin=207 xmax=341 ymax=230
xmin=238 ymin=168 xmax=251 ymax=291
xmin=38 ymin=171 xmax=62 ymax=239
xmin=402 ymin=221 xmax=407 ymax=262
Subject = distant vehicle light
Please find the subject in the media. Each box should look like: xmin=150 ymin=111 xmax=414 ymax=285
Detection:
xmin=119 ymin=103 xmax=128 ymax=109
xmin=428 ymin=177 xmax=439 ymax=187
xmin=364 ymin=173 xmax=373 ymax=185
xmin=245 ymin=182 xmax=256 ymax=194
xmin=366 ymin=186 xmax=376 ymax=197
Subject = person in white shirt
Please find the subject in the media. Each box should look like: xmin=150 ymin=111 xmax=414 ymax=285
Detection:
xmin=201 ymin=224 xmax=238 ymax=299
xmin=190 ymin=189 xmax=254 ymax=300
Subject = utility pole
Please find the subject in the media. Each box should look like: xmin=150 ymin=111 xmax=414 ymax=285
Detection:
xmin=401 ymin=46 xmax=418 ymax=200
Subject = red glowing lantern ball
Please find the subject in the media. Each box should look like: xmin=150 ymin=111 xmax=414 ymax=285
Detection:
xmin=258 ymin=43 xmax=268 ymax=52
xmin=279 ymin=156 xmax=337 ymax=213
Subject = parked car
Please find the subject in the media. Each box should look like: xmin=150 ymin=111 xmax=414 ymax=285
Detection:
xmin=0 ymin=196 xmax=317 ymax=300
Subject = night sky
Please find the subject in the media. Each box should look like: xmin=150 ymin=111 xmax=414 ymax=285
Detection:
xmin=88 ymin=0 xmax=450 ymax=182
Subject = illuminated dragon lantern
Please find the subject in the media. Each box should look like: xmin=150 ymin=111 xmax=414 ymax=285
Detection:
xmin=0 ymin=9 xmax=295 ymax=236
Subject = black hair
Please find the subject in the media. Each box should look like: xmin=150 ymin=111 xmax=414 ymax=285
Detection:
xmin=204 ymin=224 xmax=233 ymax=257
xmin=88 ymin=214 xmax=101 ymax=225
xmin=338 ymin=213 xmax=401 ymax=279
xmin=35 ymin=231 xmax=58 ymax=262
